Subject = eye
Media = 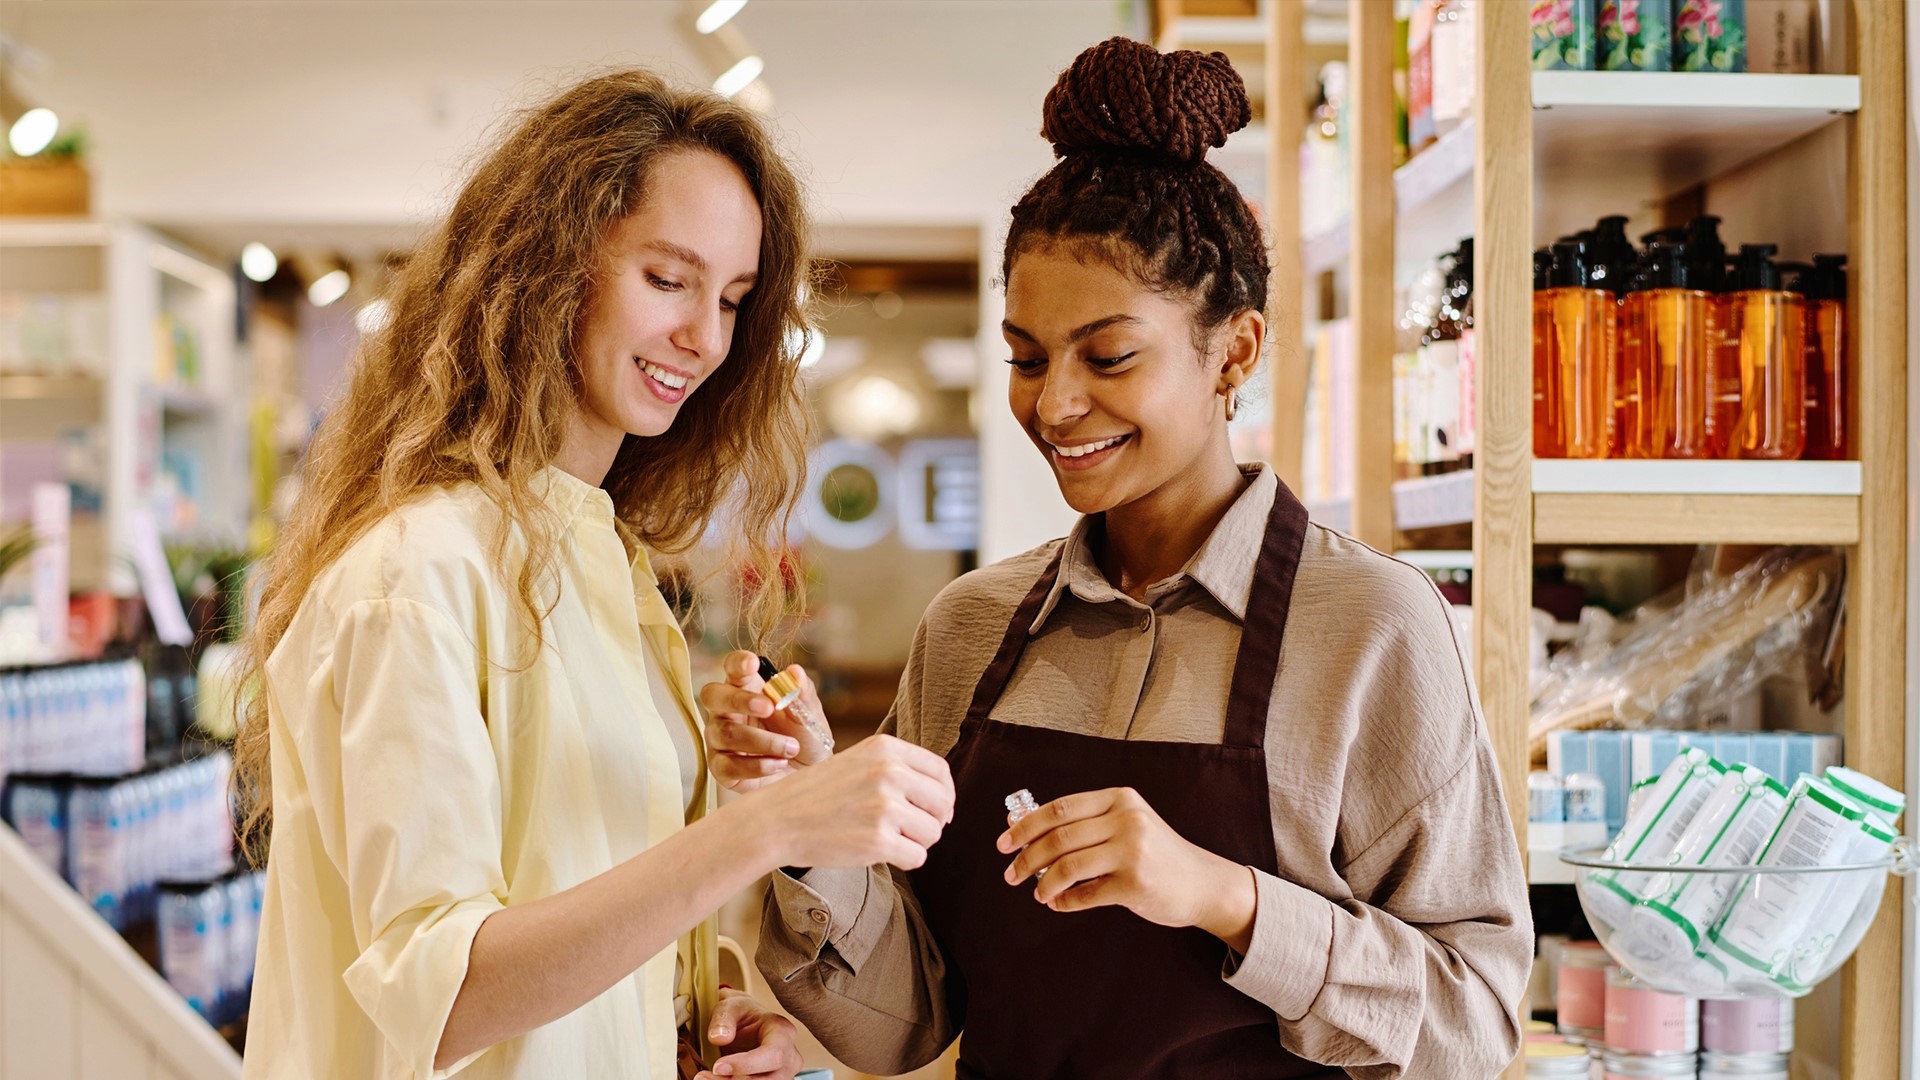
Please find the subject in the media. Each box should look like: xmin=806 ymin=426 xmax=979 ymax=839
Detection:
xmin=1087 ymin=351 xmax=1137 ymax=370
xmin=719 ymin=297 xmax=741 ymax=315
xmin=646 ymin=274 xmax=684 ymax=292
xmin=1005 ymin=356 xmax=1046 ymax=373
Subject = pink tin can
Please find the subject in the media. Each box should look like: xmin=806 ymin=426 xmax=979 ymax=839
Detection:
xmin=1604 ymin=967 xmax=1699 ymax=1055
xmin=1702 ymin=998 xmax=1793 ymax=1055
xmin=1557 ymin=940 xmax=1610 ymax=1040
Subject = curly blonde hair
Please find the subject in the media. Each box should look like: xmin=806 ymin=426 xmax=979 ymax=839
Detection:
xmin=233 ymin=69 xmax=813 ymax=860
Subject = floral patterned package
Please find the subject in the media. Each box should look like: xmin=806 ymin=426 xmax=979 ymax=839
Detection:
xmin=1532 ymin=0 xmax=1598 ymax=71
xmin=1675 ymin=0 xmax=1748 ymax=72
xmin=1600 ymin=0 xmax=1673 ymax=71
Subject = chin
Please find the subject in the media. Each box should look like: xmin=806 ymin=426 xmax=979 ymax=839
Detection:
xmin=1052 ymin=473 xmax=1126 ymax=516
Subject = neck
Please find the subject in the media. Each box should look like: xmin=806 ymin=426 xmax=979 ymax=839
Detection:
xmin=1096 ymin=439 xmax=1248 ymax=600
xmin=554 ymin=407 xmax=623 ymax=488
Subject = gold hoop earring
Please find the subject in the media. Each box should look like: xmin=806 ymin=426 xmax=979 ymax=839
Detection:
xmin=1223 ymin=387 xmax=1238 ymax=422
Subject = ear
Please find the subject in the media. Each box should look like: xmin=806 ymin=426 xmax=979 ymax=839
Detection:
xmin=1217 ymin=308 xmax=1264 ymax=392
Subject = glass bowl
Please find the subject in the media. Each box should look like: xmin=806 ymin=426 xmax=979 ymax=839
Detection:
xmin=1557 ymin=843 xmax=1910 ymax=999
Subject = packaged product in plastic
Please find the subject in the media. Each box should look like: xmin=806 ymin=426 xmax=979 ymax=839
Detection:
xmin=1707 ymin=778 xmax=1869 ymax=985
xmin=1587 ymin=748 xmax=1722 ymax=931
xmin=1626 ymin=765 xmax=1790 ymax=964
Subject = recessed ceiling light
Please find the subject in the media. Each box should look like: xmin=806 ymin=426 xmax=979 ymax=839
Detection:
xmin=7 ymin=107 xmax=58 ymax=157
xmin=695 ymin=0 xmax=748 ymax=35
xmin=240 ymin=243 xmax=279 ymax=283
xmin=713 ymin=55 xmax=764 ymax=100
xmin=308 ymin=269 xmax=351 ymax=307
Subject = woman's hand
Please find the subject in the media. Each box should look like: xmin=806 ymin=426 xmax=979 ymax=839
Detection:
xmin=746 ymin=733 xmax=955 ymax=871
xmin=696 ymin=988 xmax=803 ymax=1080
xmin=997 ymin=787 xmax=1258 ymax=953
xmin=701 ymin=650 xmax=832 ymax=792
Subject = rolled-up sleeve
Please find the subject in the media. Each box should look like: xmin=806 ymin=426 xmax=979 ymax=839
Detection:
xmin=311 ymin=598 xmax=508 ymax=1079
xmin=1225 ymin=733 xmax=1531 ymax=1077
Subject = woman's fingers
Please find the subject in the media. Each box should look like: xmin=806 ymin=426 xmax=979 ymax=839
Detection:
xmin=996 ymin=788 xmax=1116 ymax=853
xmin=1005 ymin=817 xmax=1106 ymax=885
xmin=699 ymin=679 xmax=774 ymax=719
xmin=708 ymin=716 xmax=798 ymax=758
xmin=1032 ymin=845 xmax=1122 ymax=906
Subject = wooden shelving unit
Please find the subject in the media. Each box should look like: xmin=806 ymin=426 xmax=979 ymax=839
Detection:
xmin=1167 ymin=2 xmax=1908 ymax=1077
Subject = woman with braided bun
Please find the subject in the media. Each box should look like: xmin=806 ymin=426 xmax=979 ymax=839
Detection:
xmin=702 ymin=37 xmax=1530 ymax=1078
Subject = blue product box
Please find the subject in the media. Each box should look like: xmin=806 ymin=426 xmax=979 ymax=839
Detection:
xmin=1593 ymin=731 xmax=1630 ymax=833
xmin=1712 ymin=733 xmax=1754 ymax=771
xmin=1550 ymin=730 xmax=1595 ymax=778
xmin=1630 ymin=731 xmax=1686 ymax=787
xmin=1747 ymin=733 xmax=1790 ymax=786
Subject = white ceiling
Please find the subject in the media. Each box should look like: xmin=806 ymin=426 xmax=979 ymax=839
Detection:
xmin=0 ymin=0 xmax=1138 ymax=258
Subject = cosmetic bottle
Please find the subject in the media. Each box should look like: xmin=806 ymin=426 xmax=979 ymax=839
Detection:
xmin=1537 ymin=239 xmax=1615 ymax=458
xmin=1722 ymin=243 xmax=1806 ymax=460
xmin=1795 ymin=253 xmax=1850 ymax=460
xmin=1623 ymin=242 xmax=1720 ymax=459
xmin=1532 ymin=247 xmax=1558 ymax=457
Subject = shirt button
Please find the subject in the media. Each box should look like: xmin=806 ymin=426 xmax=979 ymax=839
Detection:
xmin=1139 ymin=614 xmax=1153 ymax=633
xmin=809 ymin=908 xmax=829 ymax=925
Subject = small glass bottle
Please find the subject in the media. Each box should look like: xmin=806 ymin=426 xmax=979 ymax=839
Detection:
xmin=1536 ymin=239 xmax=1615 ymax=459
xmin=1797 ymin=253 xmax=1850 ymax=460
xmin=1722 ymin=244 xmax=1807 ymax=460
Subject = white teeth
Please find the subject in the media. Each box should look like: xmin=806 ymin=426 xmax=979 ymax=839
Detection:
xmin=1051 ymin=435 xmax=1126 ymax=458
xmin=639 ymin=360 xmax=689 ymax=389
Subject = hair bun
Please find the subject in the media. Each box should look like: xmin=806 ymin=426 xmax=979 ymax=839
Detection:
xmin=1041 ymin=36 xmax=1252 ymax=166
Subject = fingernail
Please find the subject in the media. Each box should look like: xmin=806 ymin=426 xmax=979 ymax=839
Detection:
xmin=784 ymin=740 xmax=800 ymax=757
xmin=713 ymin=1026 xmax=732 ymax=1039
xmin=1004 ymin=866 xmax=1017 ymax=884
xmin=716 ymin=1066 xmax=733 ymax=1077
xmin=995 ymin=832 xmax=1012 ymax=852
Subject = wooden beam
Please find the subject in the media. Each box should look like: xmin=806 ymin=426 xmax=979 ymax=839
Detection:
xmin=1347 ymin=0 xmax=1395 ymax=551
xmin=1532 ymin=494 xmax=1862 ymax=545
xmin=1266 ymin=0 xmax=1306 ymax=490
xmin=1471 ymin=3 xmax=1533 ymax=1076
xmin=1839 ymin=3 xmax=1907 ymax=1078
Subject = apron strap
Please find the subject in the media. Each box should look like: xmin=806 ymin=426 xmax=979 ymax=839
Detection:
xmin=964 ymin=544 xmax=1066 ymax=722
xmin=1222 ymin=481 xmax=1310 ymax=749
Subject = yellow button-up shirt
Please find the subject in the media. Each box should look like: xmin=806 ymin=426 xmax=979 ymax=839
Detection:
xmin=244 ymin=468 xmax=713 ymax=1080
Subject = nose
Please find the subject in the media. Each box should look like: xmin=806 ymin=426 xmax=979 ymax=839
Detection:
xmin=672 ymin=298 xmax=728 ymax=362
xmin=1034 ymin=363 xmax=1089 ymax=429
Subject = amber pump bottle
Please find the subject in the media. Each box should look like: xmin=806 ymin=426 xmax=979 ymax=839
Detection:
xmin=1536 ymin=239 xmax=1614 ymax=459
xmin=1532 ymin=248 xmax=1557 ymax=456
xmin=1794 ymin=254 xmax=1850 ymax=460
xmin=1621 ymin=242 xmax=1719 ymax=459
xmin=1722 ymin=244 xmax=1807 ymax=460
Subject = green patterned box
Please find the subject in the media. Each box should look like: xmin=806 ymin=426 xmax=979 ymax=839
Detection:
xmin=1533 ymin=0 xmax=1598 ymax=70
xmin=1675 ymin=0 xmax=1748 ymax=71
xmin=1600 ymin=0 xmax=1673 ymax=70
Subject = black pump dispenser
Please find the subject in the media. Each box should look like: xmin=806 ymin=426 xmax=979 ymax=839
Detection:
xmin=1808 ymin=253 xmax=1848 ymax=301
xmin=1533 ymin=248 xmax=1553 ymax=290
xmin=1549 ymin=240 xmax=1594 ymax=289
xmin=1728 ymin=244 xmax=1784 ymax=291
xmin=1685 ymin=216 xmax=1729 ymax=292
xmin=1588 ymin=215 xmax=1636 ymax=292
xmin=1645 ymin=242 xmax=1701 ymax=290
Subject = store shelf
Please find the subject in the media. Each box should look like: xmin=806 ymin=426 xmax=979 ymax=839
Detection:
xmin=156 ymin=383 xmax=218 ymax=417
xmin=1532 ymin=459 xmax=1862 ymax=495
xmin=1393 ymin=548 xmax=1474 ymax=571
xmin=1532 ymin=72 xmax=1860 ymax=239
xmin=1393 ymin=469 xmax=1476 ymax=531
xmin=1533 ymin=491 xmax=1859 ymax=545
xmin=0 ymin=373 xmax=102 ymax=401
xmin=0 ymin=218 xmax=113 ymax=248
xmin=1305 ymin=119 xmax=1479 ymax=280
xmin=0 ymin=373 xmax=104 ymax=438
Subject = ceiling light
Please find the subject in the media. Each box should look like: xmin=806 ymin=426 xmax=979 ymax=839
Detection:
xmin=239 ymin=242 xmax=278 ymax=283
xmin=712 ymin=55 xmax=764 ymax=99
xmin=695 ymin=0 xmax=748 ymax=34
xmin=7 ymin=107 xmax=57 ymax=157
xmin=308 ymin=269 xmax=351 ymax=307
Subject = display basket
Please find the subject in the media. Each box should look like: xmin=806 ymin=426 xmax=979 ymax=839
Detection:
xmin=1556 ymin=841 xmax=1912 ymax=999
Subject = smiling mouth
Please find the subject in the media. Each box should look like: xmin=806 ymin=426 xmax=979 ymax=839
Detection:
xmin=1047 ymin=434 xmax=1130 ymax=458
xmin=637 ymin=358 xmax=692 ymax=390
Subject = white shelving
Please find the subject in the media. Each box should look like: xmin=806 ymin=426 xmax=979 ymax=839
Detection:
xmin=0 ymin=219 xmax=244 ymax=593
xmin=1532 ymin=72 xmax=1860 ymax=241
xmin=1393 ymin=468 xmax=1476 ymax=531
xmin=1532 ymin=459 xmax=1863 ymax=496
xmin=1303 ymin=118 xmax=1478 ymax=282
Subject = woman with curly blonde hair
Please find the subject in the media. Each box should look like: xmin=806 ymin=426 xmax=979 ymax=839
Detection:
xmin=235 ymin=69 xmax=955 ymax=1080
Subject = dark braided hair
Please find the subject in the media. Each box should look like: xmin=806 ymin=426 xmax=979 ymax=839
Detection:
xmin=1004 ymin=36 xmax=1270 ymax=355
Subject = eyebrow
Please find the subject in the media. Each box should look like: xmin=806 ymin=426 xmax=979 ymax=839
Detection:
xmin=641 ymin=239 xmax=758 ymax=286
xmin=1001 ymin=313 xmax=1141 ymax=345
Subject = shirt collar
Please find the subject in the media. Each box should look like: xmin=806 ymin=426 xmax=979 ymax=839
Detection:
xmin=533 ymin=465 xmax=617 ymax=527
xmin=1028 ymin=463 xmax=1277 ymax=633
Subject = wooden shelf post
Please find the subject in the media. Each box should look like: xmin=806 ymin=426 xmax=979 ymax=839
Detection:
xmin=1348 ymin=0 xmax=1395 ymax=551
xmin=1266 ymin=0 xmax=1307 ymax=491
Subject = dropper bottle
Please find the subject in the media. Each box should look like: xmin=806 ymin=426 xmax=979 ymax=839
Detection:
xmin=1797 ymin=254 xmax=1850 ymax=460
xmin=1626 ymin=241 xmax=1719 ymax=459
xmin=1537 ymin=239 xmax=1614 ymax=458
xmin=1722 ymin=243 xmax=1807 ymax=460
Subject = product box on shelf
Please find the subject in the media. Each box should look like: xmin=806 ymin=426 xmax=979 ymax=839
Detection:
xmin=1599 ymin=0 xmax=1673 ymax=71
xmin=1675 ymin=0 xmax=1748 ymax=72
xmin=1547 ymin=728 xmax=1842 ymax=832
xmin=1532 ymin=0 xmax=1598 ymax=70
xmin=1746 ymin=0 xmax=1815 ymax=72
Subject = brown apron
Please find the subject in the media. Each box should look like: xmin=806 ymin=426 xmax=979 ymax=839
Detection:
xmin=910 ymin=482 xmax=1336 ymax=1079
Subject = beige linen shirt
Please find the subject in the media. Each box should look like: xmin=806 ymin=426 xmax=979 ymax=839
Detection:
xmin=760 ymin=465 xmax=1531 ymax=1078
xmin=244 ymin=468 xmax=713 ymax=1080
